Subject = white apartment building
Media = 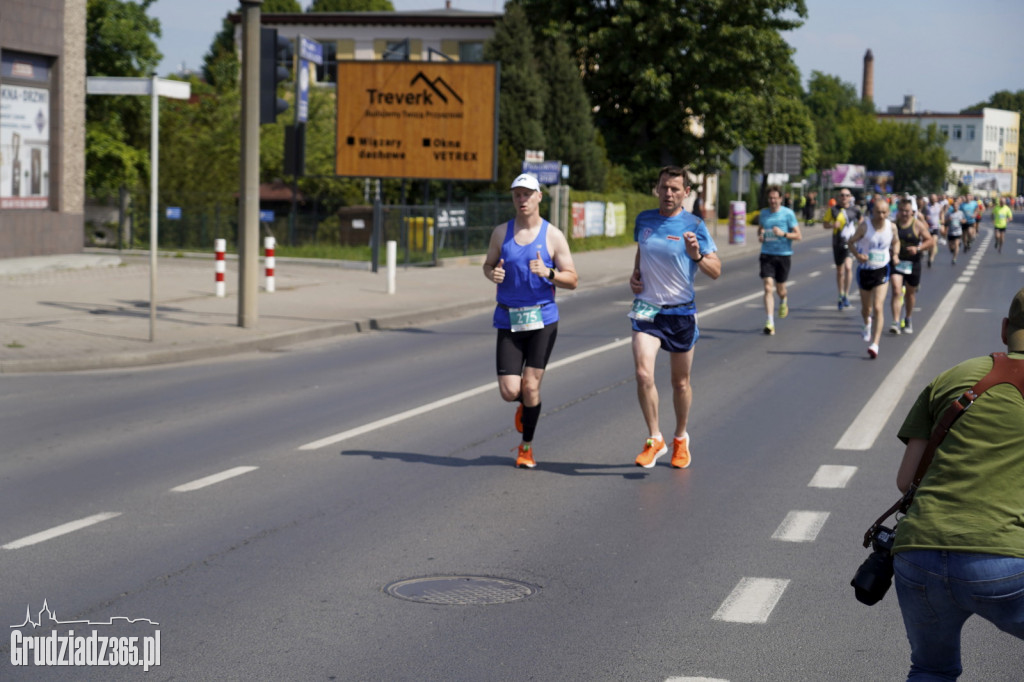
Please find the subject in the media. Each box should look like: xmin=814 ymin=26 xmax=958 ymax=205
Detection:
xmin=878 ymin=107 xmax=1020 ymax=195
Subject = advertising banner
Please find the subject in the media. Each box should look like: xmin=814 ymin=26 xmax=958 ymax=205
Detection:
xmin=828 ymin=164 xmax=866 ymax=189
xmin=335 ymin=61 xmax=497 ymax=181
xmin=971 ymin=170 xmax=1012 ymax=194
xmin=1 ymin=84 xmax=49 ymax=209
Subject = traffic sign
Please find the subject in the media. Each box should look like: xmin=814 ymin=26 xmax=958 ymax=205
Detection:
xmin=764 ymin=144 xmax=801 ymax=175
xmin=521 ymin=161 xmax=561 ymax=185
xmin=729 ymin=145 xmax=753 ymax=168
xmin=165 ymin=206 xmax=181 ymax=220
xmin=259 ymin=210 xmax=275 ymax=222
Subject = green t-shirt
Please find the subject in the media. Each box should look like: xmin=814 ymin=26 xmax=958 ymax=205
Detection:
xmin=893 ymin=352 xmax=1024 ymax=557
xmin=993 ymin=204 xmax=1013 ymax=228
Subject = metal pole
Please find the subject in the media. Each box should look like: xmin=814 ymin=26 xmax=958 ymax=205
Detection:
xmin=238 ymin=0 xmax=261 ymax=328
xmin=149 ymin=77 xmax=158 ymax=342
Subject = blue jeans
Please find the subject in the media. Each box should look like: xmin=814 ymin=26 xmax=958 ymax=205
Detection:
xmin=894 ymin=550 xmax=1024 ymax=680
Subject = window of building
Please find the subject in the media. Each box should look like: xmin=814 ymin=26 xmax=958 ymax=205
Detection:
xmin=952 ymin=125 xmax=962 ymax=139
xmin=316 ymin=42 xmax=338 ymax=83
xmin=966 ymin=125 xmax=975 ymax=140
xmin=383 ymin=39 xmax=409 ymax=61
xmin=940 ymin=124 xmax=949 ymax=138
xmin=458 ymin=42 xmax=484 ymax=62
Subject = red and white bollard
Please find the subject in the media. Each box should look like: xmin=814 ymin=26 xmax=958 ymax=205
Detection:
xmin=214 ymin=238 xmax=226 ymax=297
xmin=264 ymin=236 xmax=275 ymax=293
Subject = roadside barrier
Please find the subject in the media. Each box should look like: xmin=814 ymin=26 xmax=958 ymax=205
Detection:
xmin=214 ymin=239 xmax=226 ymax=297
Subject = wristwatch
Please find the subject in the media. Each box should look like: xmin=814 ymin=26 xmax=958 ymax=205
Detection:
xmin=547 ymin=268 xmax=556 ymax=280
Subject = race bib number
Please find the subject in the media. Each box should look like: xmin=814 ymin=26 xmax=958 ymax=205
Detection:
xmin=894 ymin=261 xmax=913 ymax=275
xmin=868 ymin=250 xmax=887 ymax=265
xmin=509 ymin=305 xmax=544 ymax=332
xmin=628 ymin=299 xmax=661 ymax=322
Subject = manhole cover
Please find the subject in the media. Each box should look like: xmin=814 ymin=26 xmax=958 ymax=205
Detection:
xmin=384 ymin=576 xmax=537 ymax=605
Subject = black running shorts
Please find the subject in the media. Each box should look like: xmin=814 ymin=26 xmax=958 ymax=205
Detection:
xmin=496 ymin=322 xmax=559 ymax=375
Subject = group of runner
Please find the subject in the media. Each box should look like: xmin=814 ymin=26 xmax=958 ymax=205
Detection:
xmin=482 ymin=172 xmax=1014 ymax=469
xmin=483 ymin=167 xmax=720 ymax=471
xmin=760 ymin=188 xmax=1014 ymax=359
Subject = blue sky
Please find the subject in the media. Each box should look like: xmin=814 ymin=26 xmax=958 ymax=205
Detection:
xmin=150 ymin=0 xmax=1023 ymax=114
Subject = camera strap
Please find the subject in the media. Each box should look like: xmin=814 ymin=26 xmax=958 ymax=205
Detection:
xmin=862 ymin=352 xmax=1024 ymax=547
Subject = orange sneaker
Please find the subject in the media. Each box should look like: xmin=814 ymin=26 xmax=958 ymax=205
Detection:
xmin=514 ymin=404 xmax=523 ymax=433
xmin=634 ymin=436 xmax=667 ymax=468
xmin=514 ymin=443 xmax=535 ymax=469
xmin=671 ymin=435 xmax=691 ymax=469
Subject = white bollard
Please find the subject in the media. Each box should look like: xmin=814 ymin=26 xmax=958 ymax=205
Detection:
xmin=386 ymin=240 xmax=397 ymax=295
xmin=214 ymin=238 xmax=226 ymax=297
xmin=264 ymin=236 xmax=275 ymax=293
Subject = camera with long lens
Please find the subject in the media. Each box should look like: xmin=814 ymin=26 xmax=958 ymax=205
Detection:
xmin=851 ymin=524 xmax=896 ymax=605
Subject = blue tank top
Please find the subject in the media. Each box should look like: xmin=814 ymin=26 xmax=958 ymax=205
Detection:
xmin=493 ymin=219 xmax=559 ymax=329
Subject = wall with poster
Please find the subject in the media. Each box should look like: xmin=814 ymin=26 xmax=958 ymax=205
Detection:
xmin=1 ymin=83 xmax=50 ymax=209
xmin=0 ymin=0 xmax=86 ymax=259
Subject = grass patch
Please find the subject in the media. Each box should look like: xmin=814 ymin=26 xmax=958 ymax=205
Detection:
xmin=5 ymin=341 xmax=25 ymax=349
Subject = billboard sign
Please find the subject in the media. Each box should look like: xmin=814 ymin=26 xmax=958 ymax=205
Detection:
xmin=828 ymin=164 xmax=866 ymax=188
xmin=970 ymin=169 xmax=1012 ymax=193
xmin=335 ymin=61 xmax=498 ymax=181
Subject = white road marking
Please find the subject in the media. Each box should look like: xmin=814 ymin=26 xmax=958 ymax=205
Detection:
xmin=964 ymin=308 xmax=991 ymax=313
xmin=835 ymin=282 xmax=968 ymax=450
xmin=772 ymin=511 xmax=830 ymax=542
xmin=712 ymin=577 xmax=790 ymax=624
xmin=298 ymin=288 xmax=768 ymax=451
xmin=808 ymin=465 xmax=857 ymax=488
xmin=666 ymin=678 xmax=730 ymax=682
xmin=171 ymin=466 xmax=259 ymax=492
xmin=807 ymin=270 xmax=822 ymax=278
xmin=2 ymin=512 xmax=122 ymax=550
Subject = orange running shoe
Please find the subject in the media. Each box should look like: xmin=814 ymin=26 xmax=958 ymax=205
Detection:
xmin=515 ymin=404 xmax=523 ymax=433
xmin=671 ymin=435 xmax=691 ymax=469
xmin=634 ymin=436 xmax=667 ymax=468
xmin=514 ymin=443 xmax=536 ymax=469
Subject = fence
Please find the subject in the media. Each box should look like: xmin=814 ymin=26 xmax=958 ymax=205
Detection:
xmin=84 ymin=189 xmax=520 ymax=267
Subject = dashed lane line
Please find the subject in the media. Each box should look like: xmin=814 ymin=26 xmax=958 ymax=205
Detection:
xmin=771 ymin=511 xmax=830 ymax=542
xmin=170 ymin=466 xmax=259 ymax=493
xmin=808 ymin=464 xmax=857 ymax=488
xmin=2 ymin=512 xmax=122 ymax=550
xmin=712 ymin=577 xmax=790 ymax=624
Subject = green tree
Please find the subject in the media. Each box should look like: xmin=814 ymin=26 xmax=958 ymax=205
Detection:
xmin=537 ymin=36 xmax=607 ymax=191
xmin=802 ymin=71 xmax=872 ymax=169
xmin=85 ymin=0 xmax=163 ymax=199
xmin=307 ymin=0 xmax=394 ymax=10
xmin=522 ymin=0 xmax=807 ymax=186
xmin=849 ymin=117 xmax=949 ymax=195
xmin=483 ymin=3 xmax=547 ymax=186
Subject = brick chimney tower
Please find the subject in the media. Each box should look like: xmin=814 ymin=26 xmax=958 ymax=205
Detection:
xmin=862 ymin=49 xmax=874 ymax=104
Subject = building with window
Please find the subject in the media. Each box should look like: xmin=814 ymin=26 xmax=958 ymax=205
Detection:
xmin=0 ymin=0 xmax=86 ymax=258
xmin=251 ymin=7 xmax=501 ymax=85
xmin=877 ymin=107 xmax=1020 ymax=195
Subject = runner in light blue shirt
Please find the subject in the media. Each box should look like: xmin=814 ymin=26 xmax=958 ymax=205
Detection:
xmin=757 ymin=186 xmax=801 ymax=334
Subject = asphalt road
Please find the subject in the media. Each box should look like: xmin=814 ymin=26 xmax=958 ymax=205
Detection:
xmin=2 ymin=226 xmax=1022 ymax=681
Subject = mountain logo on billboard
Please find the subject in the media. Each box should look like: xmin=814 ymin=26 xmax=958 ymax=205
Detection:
xmin=410 ymin=72 xmax=463 ymax=105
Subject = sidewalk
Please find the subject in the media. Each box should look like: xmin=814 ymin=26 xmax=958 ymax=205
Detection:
xmin=0 ymin=224 xmax=787 ymax=373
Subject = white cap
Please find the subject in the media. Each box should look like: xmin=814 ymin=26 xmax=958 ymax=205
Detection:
xmin=510 ymin=173 xmax=541 ymax=192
